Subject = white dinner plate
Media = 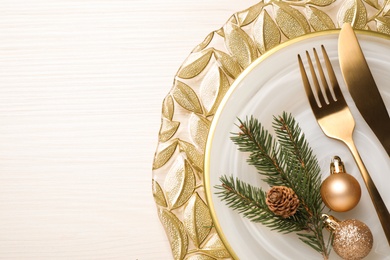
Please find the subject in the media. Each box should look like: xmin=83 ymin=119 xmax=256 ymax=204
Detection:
xmin=205 ymin=30 xmax=390 ymax=259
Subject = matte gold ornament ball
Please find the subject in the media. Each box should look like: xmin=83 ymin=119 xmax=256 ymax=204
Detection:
xmin=321 ymin=156 xmax=361 ymax=212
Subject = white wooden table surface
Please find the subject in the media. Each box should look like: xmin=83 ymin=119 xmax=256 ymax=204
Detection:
xmin=0 ymin=1 xmax=259 ymax=259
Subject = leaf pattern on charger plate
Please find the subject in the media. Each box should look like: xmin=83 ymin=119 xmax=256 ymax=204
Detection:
xmin=158 ymin=208 xmax=189 ymax=260
xmin=177 ymin=49 xmax=214 ymax=79
xmin=253 ymin=9 xmax=281 ymax=54
xmin=306 ymin=6 xmax=336 ymax=31
xmin=198 ymin=233 xmax=231 ymax=258
xmin=189 ymin=113 xmax=210 ymax=151
xmin=223 ymin=21 xmax=258 ymax=69
xmin=159 ymin=118 xmax=180 ymax=143
xmin=164 ymin=158 xmax=195 ymax=209
xmin=199 ymin=65 xmax=231 ymax=117
xmin=185 ymin=254 xmax=216 ymax=260
xmin=179 ymin=140 xmax=204 ymax=173
xmin=152 ymin=139 xmax=178 ymax=170
xmin=152 ymin=0 xmax=390 ymax=259
xmin=376 ymin=17 xmax=390 ymax=34
xmin=162 ymin=94 xmax=174 ymax=120
xmin=383 ymin=1 xmax=390 ymax=17
xmin=235 ymin=2 xmax=265 ymax=26
xmin=308 ymin=0 xmax=336 ymax=6
xmin=363 ymin=0 xmax=380 ymax=9
xmin=152 ymin=180 xmax=168 ymax=208
xmin=173 ymin=80 xmax=203 ymax=114
xmin=337 ymin=0 xmax=368 ymax=29
xmin=274 ymin=2 xmax=311 ymax=38
xmin=213 ymin=49 xmax=242 ymax=80
xmin=183 ymin=193 xmax=213 ymax=248
xmin=193 ymin=32 xmax=215 ymax=53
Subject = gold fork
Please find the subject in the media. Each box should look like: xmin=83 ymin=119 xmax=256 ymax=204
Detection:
xmin=298 ymin=45 xmax=390 ymax=245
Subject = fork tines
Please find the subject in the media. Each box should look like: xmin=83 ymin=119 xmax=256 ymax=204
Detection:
xmin=298 ymin=45 xmax=344 ymax=109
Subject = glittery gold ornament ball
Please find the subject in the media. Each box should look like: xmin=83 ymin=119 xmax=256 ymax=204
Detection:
xmin=333 ymin=219 xmax=373 ymax=260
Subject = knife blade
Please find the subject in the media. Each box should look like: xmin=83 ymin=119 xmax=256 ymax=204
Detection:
xmin=338 ymin=23 xmax=390 ymax=156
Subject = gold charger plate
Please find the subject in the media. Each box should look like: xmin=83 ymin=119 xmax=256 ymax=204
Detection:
xmin=152 ymin=1 xmax=390 ymax=259
xmin=205 ymin=30 xmax=390 ymax=259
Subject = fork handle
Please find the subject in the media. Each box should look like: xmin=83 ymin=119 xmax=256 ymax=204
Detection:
xmin=345 ymin=138 xmax=390 ymax=246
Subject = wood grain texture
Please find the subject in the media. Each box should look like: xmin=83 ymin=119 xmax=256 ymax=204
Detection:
xmin=0 ymin=0 xmax=259 ymax=259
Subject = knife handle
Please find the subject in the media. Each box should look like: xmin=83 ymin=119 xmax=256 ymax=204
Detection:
xmin=346 ymin=138 xmax=390 ymax=246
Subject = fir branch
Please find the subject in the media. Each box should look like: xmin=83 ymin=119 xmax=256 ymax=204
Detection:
xmin=273 ymin=112 xmax=324 ymax=213
xmin=216 ymin=113 xmax=330 ymax=258
xmin=231 ymin=116 xmax=289 ymax=187
xmin=216 ymin=175 xmax=305 ymax=233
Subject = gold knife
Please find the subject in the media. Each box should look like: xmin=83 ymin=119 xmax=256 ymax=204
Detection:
xmin=338 ymin=23 xmax=390 ymax=156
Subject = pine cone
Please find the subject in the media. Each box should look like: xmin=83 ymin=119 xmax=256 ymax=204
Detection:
xmin=266 ymin=186 xmax=299 ymax=218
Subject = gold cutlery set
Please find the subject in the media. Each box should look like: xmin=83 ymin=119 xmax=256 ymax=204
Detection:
xmin=298 ymin=24 xmax=390 ymax=245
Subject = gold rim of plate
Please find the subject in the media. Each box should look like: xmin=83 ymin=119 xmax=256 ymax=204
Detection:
xmin=152 ymin=1 xmax=390 ymax=259
xmin=204 ymin=29 xmax=390 ymax=260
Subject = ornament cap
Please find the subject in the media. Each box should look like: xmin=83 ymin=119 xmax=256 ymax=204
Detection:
xmin=321 ymin=214 xmax=339 ymax=231
xmin=330 ymin=156 xmax=345 ymax=174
